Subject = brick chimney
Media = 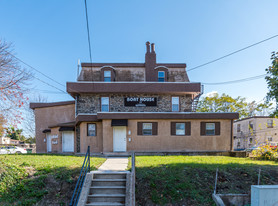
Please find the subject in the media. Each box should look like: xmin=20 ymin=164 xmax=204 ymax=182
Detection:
xmin=145 ymin=42 xmax=156 ymax=81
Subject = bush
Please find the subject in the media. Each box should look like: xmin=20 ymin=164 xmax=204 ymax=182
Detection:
xmin=251 ymin=144 xmax=278 ymax=161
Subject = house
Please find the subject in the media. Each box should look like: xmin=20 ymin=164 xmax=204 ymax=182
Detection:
xmin=30 ymin=42 xmax=239 ymax=154
xmin=233 ymin=116 xmax=278 ymax=150
xmin=0 ymin=137 xmax=11 ymax=145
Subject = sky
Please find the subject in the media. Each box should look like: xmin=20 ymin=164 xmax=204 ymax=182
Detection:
xmin=1 ymin=0 xmax=278 ymax=103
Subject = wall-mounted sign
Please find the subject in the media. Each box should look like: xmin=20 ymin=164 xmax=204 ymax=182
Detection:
xmin=124 ymin=97 xmax=157 ymax=107
xmin=52 ymin=140 xmax=58 ymax=145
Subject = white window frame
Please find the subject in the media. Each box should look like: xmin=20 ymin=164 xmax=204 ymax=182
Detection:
xmin=104 ymin=70 xmax=111 ymax=82
xmin=158 ymin=71 xmax=165 ymax=82
xmin=205 ymin=123 xmax=215 ymax=135
xmin=172 ymin=97 xmax=179 ymax=112
xmin=101 ymin=97 xmax=109 ymax=112
xmin=267 ymin=119 xmax=273 ymax=128
xmin=176 ymin=123 xmax=185 ymax=135
xmin=142 ymin=123 xmax=152 ymax=135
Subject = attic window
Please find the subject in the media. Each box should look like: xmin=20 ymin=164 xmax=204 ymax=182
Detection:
xmin=104 ymin=71 xmax=111 ymax=82
xmin=158 ymin=71 xmax=165 ymax=82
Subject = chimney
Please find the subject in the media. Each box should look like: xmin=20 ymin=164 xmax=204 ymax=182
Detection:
xmin=146 ymin=41 xmax=150 ymax=53
xmin=145 ymin=41 xmax=156 ymax=81
xmin=151 ymin=43 xmax=155 ymax=53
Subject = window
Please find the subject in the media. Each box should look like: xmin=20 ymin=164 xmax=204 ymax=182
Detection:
xmin=249 ymin=121 xmax=254 ymax=130
xmin=104 ymin=71 xmax=111 ymax=82
xmin=249 ymin=138 xmax=253 ymax=144
xmin=206 ymin=123 xmax=215 ymax=135
xmin=176 ymin=123 xmax=185 ymax=135
xmin=237 ymin=124 xmax=241 ymax=132
xmin=158 ymin=71 xmax=165 ymax=82
xmin=142 ymin=123 xmax=152 ymax=135
xmin=268 ymin=137 xmax=273 ymax=141
xmin=101 ymin=97 xmax=109 ymax=112
xmin=267 ymin=119 xmax=273 ymax=128
xmin=237 ymin=142 xmax=240 ymax=148
xmin=87 ymin=123 xmax=96 ymax=136
xmin=172 ymin=97 xmax=179 ymax=112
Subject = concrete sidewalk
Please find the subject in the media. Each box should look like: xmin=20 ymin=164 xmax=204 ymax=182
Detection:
xmin=98 ymin=157 xmax=129 ymax=171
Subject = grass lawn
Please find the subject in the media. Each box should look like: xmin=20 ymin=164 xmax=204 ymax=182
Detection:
xmin=0 ymin=154 xmax=105 ymax=206
xmin=135 ymin=156 xmax=278 ymax=206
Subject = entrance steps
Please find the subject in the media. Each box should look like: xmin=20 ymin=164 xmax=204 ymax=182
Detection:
xmin=83 ymin=172 xmax=129 ymax=206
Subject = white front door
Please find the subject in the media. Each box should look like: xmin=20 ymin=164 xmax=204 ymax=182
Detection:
xmin=113 ymin=126 xmax=127 ymax=152
xmin=47 ymin=133 xmax=52 ymax=152
xmin=62 ymin=131 xmax=74 ymax=152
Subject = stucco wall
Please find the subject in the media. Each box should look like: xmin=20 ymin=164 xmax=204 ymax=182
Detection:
xmin=77 ymin=94 xmax=193 ymax=114
xmin=101 ymin=119 xmax=232 ymax=152
xmin=79 ymin=122 xmax=103 ymax=153
xmin=34 ymin=104 xmax=75 ymax=153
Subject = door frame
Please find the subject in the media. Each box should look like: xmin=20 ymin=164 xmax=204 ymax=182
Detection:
xmin=113 ymin=126 xmax=127 ymax=152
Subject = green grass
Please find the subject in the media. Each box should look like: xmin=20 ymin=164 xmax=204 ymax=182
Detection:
xmin=0 ymin=154 xmax=105 ymax=206
xmin=135 ymin=156 xmax=278 ymax=206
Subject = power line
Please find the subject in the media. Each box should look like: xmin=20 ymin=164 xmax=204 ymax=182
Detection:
xmin=187 ymin=34 xmax=278 ymax=72
xmin=201 ymin=73 xmax=266 ymax=85
xmin=7 ymin=51 xmax=66 ymax=88
xmin=84 ymin=0 xmax=93 ymax=63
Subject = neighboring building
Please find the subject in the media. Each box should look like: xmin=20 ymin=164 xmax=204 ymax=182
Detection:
xmin=0 ymin=137 xmax=11 ymax=145
xmin=31 ymin=42 xmax=239 ymax=154
xmin=233 ymin=116 xmax=278 ymax=150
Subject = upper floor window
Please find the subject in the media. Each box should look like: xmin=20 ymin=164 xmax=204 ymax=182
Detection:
xmin=172 ymin=97 xmax=179 ymax=112
xmin=237 ymin=124 xmax=241 ymax=132
xmin=206 ymin=123 xmax=215 ymax=135
xmin=249 ymin=121 xmax=254 ymax=130
xmin=101 ymin=97 xmax=109 ymax=112
xmin=267 ymin=119 xmax=273 ymax=128
xmin=104 ymin=71 xmax=111 ymax=82
xmin=158 ymin=71 xmax=165 ymax=82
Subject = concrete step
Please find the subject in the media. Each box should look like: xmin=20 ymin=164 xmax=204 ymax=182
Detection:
xmin=85 ymin=202 xmax=124 ymax=206
xmin=87 ymin=194 xmax=125 ymax=203
xmin=93 ymin=173 xmax=126 ymax=180
xmin=90 ymin=186 xmax=126 ymax=194
xmin=92 ymin=179 xmax=126 ymax=187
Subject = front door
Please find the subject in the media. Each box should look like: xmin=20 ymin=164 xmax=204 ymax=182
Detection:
xmin=47 ymin=133 xmax=52 ymax=152
xmin=62 ymin=131 xmax=74 ymax=152
xmin=113 ymin=126 xmax=127 ymax=152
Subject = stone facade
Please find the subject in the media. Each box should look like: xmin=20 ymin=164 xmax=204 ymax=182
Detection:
xmin=76 ymin=94 xmax=193 ymax=114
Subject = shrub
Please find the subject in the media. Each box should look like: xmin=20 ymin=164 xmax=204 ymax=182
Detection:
xmin=251 ymin=144 xmax=278 ymax=161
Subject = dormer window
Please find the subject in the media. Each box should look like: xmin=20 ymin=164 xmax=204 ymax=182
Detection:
xmin=158 ymin=71 xmax=165 ymax=82
xmin=104 ymin=71 xmax=111 ymax=82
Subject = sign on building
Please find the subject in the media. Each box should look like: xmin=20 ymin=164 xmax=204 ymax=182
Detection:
xmin=124 ymin=97 xmax=157 ymax=107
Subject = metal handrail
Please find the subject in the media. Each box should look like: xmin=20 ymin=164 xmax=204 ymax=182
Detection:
xmin=131 ymin=152 xmax=136 ymax=206
xmin=69 ymin=146 xmax=90 ymax=206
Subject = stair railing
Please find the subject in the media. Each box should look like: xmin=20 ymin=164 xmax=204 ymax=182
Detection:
xmin=131 ymin=152 xmax=136 ymax=206
xmin=69 ymin=146 xmax=90 ymax=206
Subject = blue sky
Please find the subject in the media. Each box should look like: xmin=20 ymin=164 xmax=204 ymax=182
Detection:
xmin=1 ymin=0 xmax=278 ymax=103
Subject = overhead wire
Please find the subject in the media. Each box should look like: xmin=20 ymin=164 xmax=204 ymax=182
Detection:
xmin=187 ymin=34 xmax=278 ymax=72
xmin=6 ymin=51 xmax=66 ymax=88
xmin=84 ymin=0 xmax=93 ymax=63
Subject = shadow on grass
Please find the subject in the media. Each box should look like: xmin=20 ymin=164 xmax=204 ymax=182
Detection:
xmin=0 ymin=163 xmax=99 ymax=206
xmin=135 ymin=162 xmax=278 ymax=206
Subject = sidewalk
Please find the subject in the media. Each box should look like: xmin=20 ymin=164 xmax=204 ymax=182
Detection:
xmin=98 ymin=157 xmax=128 ymax=171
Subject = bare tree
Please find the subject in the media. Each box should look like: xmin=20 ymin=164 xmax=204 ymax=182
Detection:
xmin=0 ymin=39 xmax=32 ymax=126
